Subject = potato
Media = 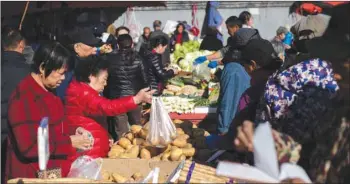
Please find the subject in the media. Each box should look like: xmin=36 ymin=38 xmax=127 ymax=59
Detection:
xmin=176 ymin=128 xmax=185 ymax=135
xmin=119 ymin=145 xmax=139 ymax=158
xmin=151 ymin=155 xmax=161 ymax=161
xmin=177 ymin=134 xmax=190 ymax=140
xmin=150 ymin=139 xmax=160 ymax=146
xmin=143 ymin=122 xmax=150 ymax=130
xmin=140 ymin=148 xmax=151 ymax=159
xmin=142 ymin=140 xmax=151 ymax=147
xmin=108 ymin=149 xmax=124 ymax=158
xmin=144 ymin=146 xmax=159 ymax=157
xmin=182 ymin=148 xmax=196 ymax=157
xmin=185 ymin=143 xmax=193 ymax=148
xmin=172 ymin=138 xmax=187 ymax=148
xmin=139 ymin=129 xmax=148 ymax=139
xmin=125 ymin=132 xmax=134 ymax=141
xmin=125 ymin=144 xmax=134 ymax=150
xmin=192 ymin=124 xmax=198 ymax=129
xmin=133 ymin=138 xmax=145 ymax=145
xmin=170 ymin=149 xmax=183 ymax=161
xmin=111 ymin=145 xmax=124 ymax=151
xmin=204 ymin=131 xmax=210 ymax=137
xmin=118 ymin=138 xmax=131 ymax=149
xmin=179 ymin=154 xmax=186 ymax=161
xmin=101 ymin=171 xmax=111 ymax=181
xmin=112 ymin=173 xmax=128 ymax=183
xmin=161 ymin=151 xmax=171 ymax=161
xmin=171 ymin=146 xmax=179 ymax=151
xmin=131 ymin=125 xmax=142 ymax=134
xmin=132 ymin=172 xmax=144 ymax=181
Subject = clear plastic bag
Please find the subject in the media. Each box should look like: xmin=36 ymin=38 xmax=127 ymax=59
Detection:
xmin=193 ymin=62 xmax=211 ymax=81
xmin=147 ymin=97 xmax=177 ymax=147
xmin=67 ymin=156 xmax=103 ymax=180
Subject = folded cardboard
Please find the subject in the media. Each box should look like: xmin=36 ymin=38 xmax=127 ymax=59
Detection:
xmin=102 ymin=158 xmax=181 ymax=179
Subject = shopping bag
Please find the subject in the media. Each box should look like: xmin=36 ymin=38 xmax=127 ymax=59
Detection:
xmin=67 ymin=156 xmax=103 ymax=180
xmin=124 ymin=7 xmax=142 ymax=43
xmin=193 ymin=62 xmax=212 ymax=81
xmin=147 ymin=97 xmax=177 ymax=147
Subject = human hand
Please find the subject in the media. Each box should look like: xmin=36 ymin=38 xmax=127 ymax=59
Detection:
xmin=234 ymin=120 xmax=254 ymax=152
xmin=75 ymin=127 xmax=90 ymax=137
xmin=208 ymin=61 xmax=218 ymax=69
xmin=133 ymin=87 xmax=156 ymax=104
xmin=172 ymin=68 xmax=179 ymax=75
xmin=74 ymin=43 xmax=97 ymax=57
xmin=70 ymin=134 xmax=92 ymax=151
xmin=193 ymin=56 xmax=207 ymax=65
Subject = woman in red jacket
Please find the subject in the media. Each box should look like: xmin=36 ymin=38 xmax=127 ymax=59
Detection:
xmin=5 ymin=42 xmax=92 ymax=181
xmin=64 ymin=56 xmax=154 ymax=161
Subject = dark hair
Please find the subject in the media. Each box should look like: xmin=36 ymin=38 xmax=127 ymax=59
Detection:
xmin=225 ymin=16 xmax=242 ymax=28
xmin=117 ymin=34 xmax=136 ymax=63
xmin=117 ymin=34 xmax=133 ymax=49
xmin=239 ymin=11 xmax=252 ymax=24
xmin=206 ymin=26 xmax=218 ymax=36
xmin=1 ymin=27 xmax=24 ymax=50
xmin=115 ymin=26 xmax=130 ymax=37
xmin=32 ymin=41 xmax=71 ymax=78
xmin=150 ymin=35 xmax=168 ymax=49
xmin=153 ymin=20 xmax=162 ymax=28
xmin=75 ymin=56 xmax=109 ymax=83
xmin=174 ymin=23 xmax=186 ymax=35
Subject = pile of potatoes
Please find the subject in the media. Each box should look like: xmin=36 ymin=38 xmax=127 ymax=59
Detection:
xmin=108 ymin=120 xmax=210 ymax=161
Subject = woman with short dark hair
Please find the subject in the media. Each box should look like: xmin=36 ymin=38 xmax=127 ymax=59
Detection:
xmin=170 ymin=23 xmax=190 ymax=52
xmin=5 ymin=41 xmax=91 ymax=180
xmin=64 ymin=56 xmax=154 ymax=161
xmin=142 ymin=35 xmax=178 ymax=95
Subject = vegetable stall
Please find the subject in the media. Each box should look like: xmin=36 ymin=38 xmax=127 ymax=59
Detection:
xmin=164 ymin=40 xmax=220 ymax=124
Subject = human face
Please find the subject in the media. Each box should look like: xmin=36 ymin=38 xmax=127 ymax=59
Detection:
xmin=177 ymin=25 xmax=184 ymax=34
xmin=41 ymin=67 xmax=66 ymax=89
xmin=227 ymin=25 xmax=239 ymax=36
xmin=144 ymin=28 xmax=151 ymax=38
xmin=247 ymin=17 xmax=254 ymax=27
xmin=88 ymin=70 xmax=108 ymax=93
xmin=278 ymin=33 xmax=286 ymax=41
xmin=155 ymin=45 xmax=167 ymax=54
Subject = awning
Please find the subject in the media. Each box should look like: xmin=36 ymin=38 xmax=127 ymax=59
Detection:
xmin=1 ymin=1 xmax=166 ymax=17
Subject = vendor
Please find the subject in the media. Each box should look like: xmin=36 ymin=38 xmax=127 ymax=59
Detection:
xmin=5 ymin=41 xmax=92 ymax=180
xmin=64 ymin=56 xmax=154 ymax=161
xmin=143 ymin=35 xmax=179 ymax=96
xmin=170 ymin=23 xmax=190 ymax=52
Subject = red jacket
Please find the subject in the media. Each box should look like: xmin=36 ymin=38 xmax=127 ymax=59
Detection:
xmin=6 ymin=75 xmax=75 ymax=182
xmin=64 ymin=80 xmax=137 ymax=161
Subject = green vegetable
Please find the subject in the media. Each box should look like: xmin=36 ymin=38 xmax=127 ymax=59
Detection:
xmin=168 ymin=77 xmax=184 ymax=87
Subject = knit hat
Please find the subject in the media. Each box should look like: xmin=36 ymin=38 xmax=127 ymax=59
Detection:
xmin=228 ymin=28 xmax=261 ymax=49
xmin=276 ymin=26 xmax=289 ymax=35
xmin=242 ymin=39 xmax=276 ymax=68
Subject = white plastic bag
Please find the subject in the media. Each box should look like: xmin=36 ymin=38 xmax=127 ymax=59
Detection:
xmin=193 ymin=62 xmax=211 ymax=81
xmin=67 ymin=156 xmax=103 ymax=180
xmin=163 ymin=20 xmax=179 ymax=35
xmin=124 ymin=8 xmax=142 ymax=43
xmin=147 ymin=97 xmax=177 ymax=147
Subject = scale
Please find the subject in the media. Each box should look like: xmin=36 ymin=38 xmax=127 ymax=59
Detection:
xmin=38 ymin=117 xmax=50 ymax=179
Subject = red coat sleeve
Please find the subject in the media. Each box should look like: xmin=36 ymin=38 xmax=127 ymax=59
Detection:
xmin=83 ymin=93 xmax=138 ymax=117
xmin=8 ymin=90 xmax=76 ymax=160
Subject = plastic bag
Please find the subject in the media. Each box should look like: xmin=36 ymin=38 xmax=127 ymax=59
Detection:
xmin=67 ymin=156 xmax=103 ymax=180
xmin=147 ymin=97 xmax=177 ymax=147
xmin=163 ymin=20 xmax=179 ymax=35
xmin=193 ymin=62 xmax=211 ymax=81
xmin=123 ymin=8 xmax=142 ymax=43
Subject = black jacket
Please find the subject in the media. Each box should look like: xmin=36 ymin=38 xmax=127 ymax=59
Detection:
xmin=105 ymin=50 xmax=148 ymax=99
xmin=1 ymin=51 xmax=30 ymax=142
xmin=141 ymin=49 xmax=175 ymax=95
xmin=222 ymin=28 xmax=261 ymax=65
xmin=199 ymin=35 xmax=223 ymax=51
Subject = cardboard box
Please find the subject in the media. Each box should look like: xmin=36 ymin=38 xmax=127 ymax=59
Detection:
xmin=102 ymin=158 xmax=180 ymax=180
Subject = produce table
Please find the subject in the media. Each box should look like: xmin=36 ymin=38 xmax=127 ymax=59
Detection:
xmin=169 ymin=107 xmax=217 ymax=125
